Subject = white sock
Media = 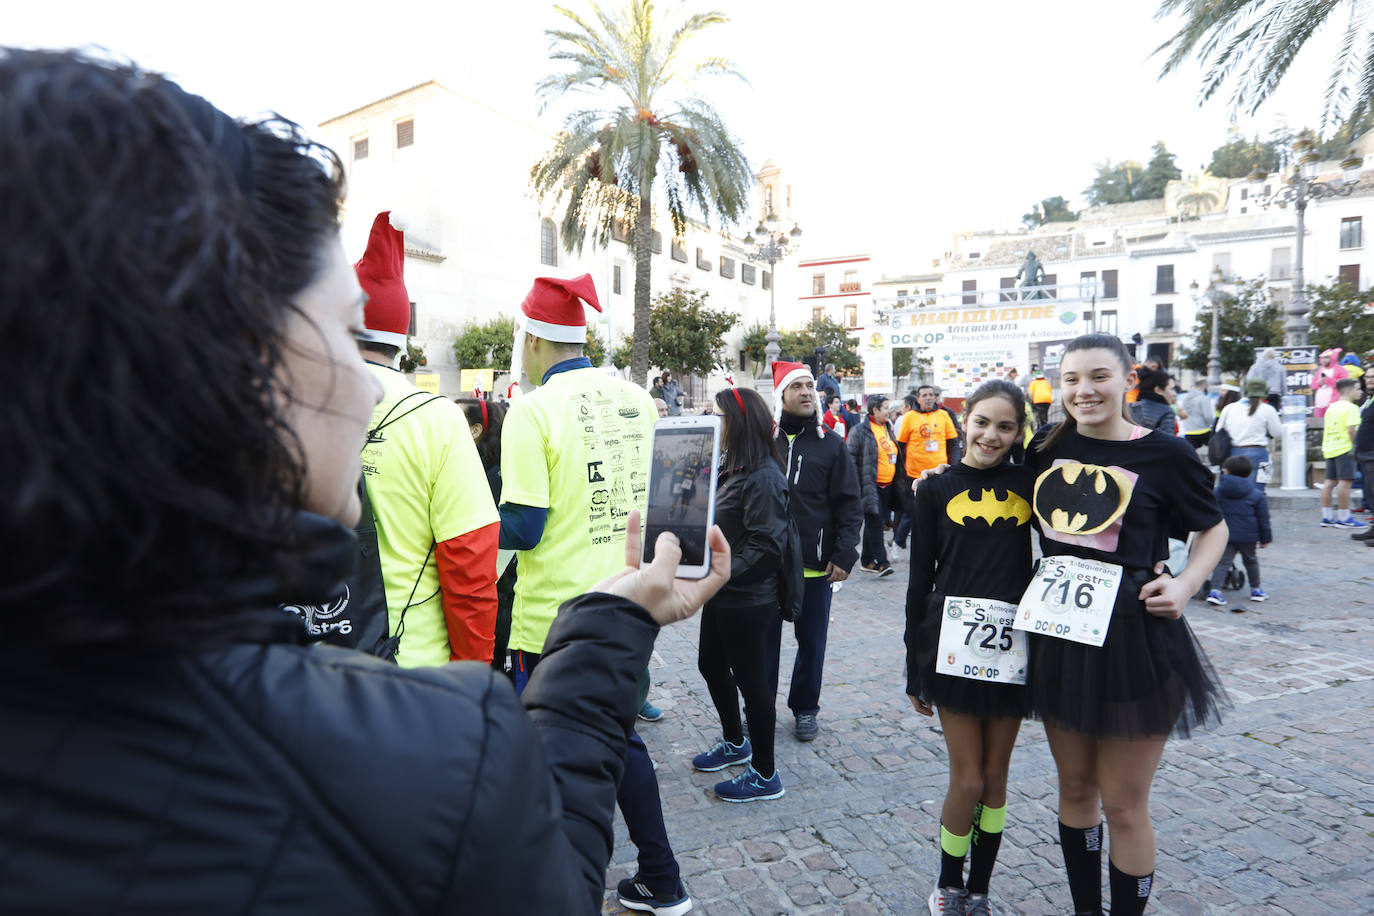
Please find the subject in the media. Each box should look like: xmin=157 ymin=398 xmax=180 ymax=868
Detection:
xmin=1323 ymin=508 xmax=1334 ymax=520
xmin=1338 ymin=508 xmax=1351 ymax=521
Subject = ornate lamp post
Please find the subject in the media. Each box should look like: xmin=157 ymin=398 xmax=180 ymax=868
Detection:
xmin=743 ymin=211 xmax=802 ymax=370
xmin=1249 ymin=132 xmax=1365 ymax=347
xmin=1189 ymin=265 xmax=1227 ymax=387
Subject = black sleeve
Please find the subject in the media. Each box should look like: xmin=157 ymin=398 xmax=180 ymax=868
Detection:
xmin=903 ymin=479 xmax=941 ymax=699
xmin=466 ymin=593 xmax=656 ymax=915
xmin=828 ymin=437 xmax=863 ymax=573
xmin=1255 ymin=491 xmax=1272 ymax=544
xmin=1163 ymin=437 xmax=1226 ymax=533
xmin=729 ymin=470 xmax=789 ymax=584
xmin=848 ymin=432 xmax=877 ymax=514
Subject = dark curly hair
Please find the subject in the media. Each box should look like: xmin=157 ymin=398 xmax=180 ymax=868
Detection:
xmin=0 ymin=49 xmax=346 ymax=649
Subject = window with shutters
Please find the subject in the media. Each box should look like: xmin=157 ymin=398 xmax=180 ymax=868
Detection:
xmin=812 ymin=306 xmax=825 ymax=322
xmin=540 ymin=219 xmax=558 ymax=267
xmin=1102 ymin=269 xmax=1118 ymax=299
xmin=671 ymin=239 xmax=687 ymax=262
xmin=719 ymin=256 xmax=735 ymax=279
xmin=352 ymin=136 xmax=369 ymax=161
xmin=1338 ymin=264 xmax=1361 ymax=288
xmin=1155 ymin=264 xmax=1174 ymax=294
xmin=395 ymin=119 xmax=414 ymax=149
xmin=1042 ymin=273 xmax=1057 ymax=299
xmin=696 ymin=247 xmax=711 ymax=270
xmin=962 ymin=279 xmax=976 ymax=305
xmin=1098 ymin=310 xmax=1118 ymax=336
xmin=612 ymin=221 xmax=630 ymax=243
xmin=741 ymin=264 xmax=756 ymax=285
xmin=1154 ymin=302 xmax=1174 ymax=330
xmin=613 ymin=264 xmax=622 ymax=295
xmin=1000 ymin=277 xmax=1016 ymax=301
xmin=1341 ymin=217 xmax=1362 ymax=250
xmin=812 ymin=274 xmax=826 ymax=296
xmin=844 ymin=304 xmax=858 ymax=327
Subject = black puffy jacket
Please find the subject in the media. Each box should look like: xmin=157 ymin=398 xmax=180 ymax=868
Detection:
xmin=0 ymin=593 xmax=655 ymax=915
xmin=1131 ymin=395 xmax=1176 ymax=434
xmin=775 ymin=417 xmax=861 ymax=574
xmin=710 ymin=461 xmax=790 ymax=608
xmin=848 ymin=417 xmax=897 ymax=516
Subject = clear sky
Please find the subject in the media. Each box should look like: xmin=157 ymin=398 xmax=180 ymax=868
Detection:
xmin=7 ymin=0 xmax=1338 ymax=275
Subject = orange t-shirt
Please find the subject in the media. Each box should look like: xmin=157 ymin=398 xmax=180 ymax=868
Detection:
xmin=872 ymin=421 xmax=897 ymax=485
xmin=897 ymin=409 xmax=957 ymax=476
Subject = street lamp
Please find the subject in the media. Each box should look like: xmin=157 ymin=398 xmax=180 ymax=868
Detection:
xmin=1189 ymin=265 xmax=1227 ymax=387
xmin=743 ymin=210 xmax=802 ymax=369
xmin=1249 ymin=131 xmax=1365 ymax=346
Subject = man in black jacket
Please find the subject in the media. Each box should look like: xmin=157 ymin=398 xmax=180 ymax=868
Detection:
xmin=768 ymin=361 xmax=863 ymax=741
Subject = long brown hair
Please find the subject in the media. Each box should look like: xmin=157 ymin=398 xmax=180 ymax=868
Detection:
xmin=1036 ymin=334 xmax=1137 ymax=453
xmin=714 ymin=386 xmax=784 ymax=473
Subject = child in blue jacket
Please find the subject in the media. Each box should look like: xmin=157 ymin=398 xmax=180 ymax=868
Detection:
xmin=1205 ymin=455 xmax=1273 ymax=607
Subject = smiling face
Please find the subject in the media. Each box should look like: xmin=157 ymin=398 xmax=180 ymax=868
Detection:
xmin=962 ymin=394 xmax=1021 ymax=469
xmin=1059 ymin=348 xmax=1135 ymax=437
xmin=870 ymin=399 xmax=890 ymax=423
xmin=278 ymin=235 xmax=384 ymax=525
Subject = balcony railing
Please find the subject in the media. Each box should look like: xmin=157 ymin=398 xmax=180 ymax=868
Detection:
xmin=838 ymin=282 xmax=862 ymax=293
xmin=873 ymin=281 xmax=1102 ymax=313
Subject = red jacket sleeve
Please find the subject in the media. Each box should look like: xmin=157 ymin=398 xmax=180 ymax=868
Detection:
xmin=435 ymin=521 xmax=499 ymax=663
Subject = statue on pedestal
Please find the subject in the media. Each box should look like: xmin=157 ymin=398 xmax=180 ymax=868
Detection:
xmin=1016 ymin=251 xmax=1045 ymax=300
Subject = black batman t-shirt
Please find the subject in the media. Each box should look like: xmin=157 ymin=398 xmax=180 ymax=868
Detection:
xmin=1027 ymin=425 xmax=1222 ymax=573
xmin=904 ymin=460 xmax=1035 ymax=698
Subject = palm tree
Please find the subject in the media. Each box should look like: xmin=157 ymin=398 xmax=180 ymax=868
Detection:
xmin=1154 ymin=0 xmax=1374 ymax=128
xmin=531 ymin=0 xmax=753 ymax=386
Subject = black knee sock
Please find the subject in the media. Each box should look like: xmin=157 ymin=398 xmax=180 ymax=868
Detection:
xmin=1058 ymin=821 xmax=1103 ymax=914
xmin=1108 ymin=859 xmax=1153 ymax=916
xmin=965 ymin=802 xmax=1006 ymax=895
xmin=937 ymin=824 xmax=970 ymax=889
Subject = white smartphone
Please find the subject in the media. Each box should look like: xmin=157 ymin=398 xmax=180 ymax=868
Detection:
xmin=642 ymin=414 xmax=721 ymax=579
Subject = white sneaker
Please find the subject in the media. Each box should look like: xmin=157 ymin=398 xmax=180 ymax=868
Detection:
xmin=928 ymin=887 xmax=967 ymax=915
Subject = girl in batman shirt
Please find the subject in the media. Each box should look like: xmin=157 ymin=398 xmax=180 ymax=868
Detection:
xmin=1026 ymin=334 xmax=1228 ymax=916
xmin=905 ymin=379 xmax=1035 ymax=916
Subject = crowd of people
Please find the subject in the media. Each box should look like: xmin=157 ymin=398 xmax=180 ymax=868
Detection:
xmin=5 ymin=48 xmax=1358 ymax=916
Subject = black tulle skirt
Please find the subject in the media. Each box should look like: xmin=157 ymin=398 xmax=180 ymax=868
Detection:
xmin=1025 ymin=566 xmax=1230 ymax=738
xmin=912 ymin=593 xmax=1032 ymax=720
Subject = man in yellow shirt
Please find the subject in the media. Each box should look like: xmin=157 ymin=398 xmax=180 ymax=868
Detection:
xmin=353 ymin=212 xmax=499 ymax=666
xmin=499 ymin=274 xmax=692 ymax=915
xmin=1320 ymin=377 xmax=1365 ymax=528
xmin=1028 ymin=370 xmax=1054 ymax=427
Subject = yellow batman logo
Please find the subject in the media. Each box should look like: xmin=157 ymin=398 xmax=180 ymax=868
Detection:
xmin=946 ymin=487 xmax=1031 ymax=527
xmin=1033 ymin=462 xmax=1133 ymax=535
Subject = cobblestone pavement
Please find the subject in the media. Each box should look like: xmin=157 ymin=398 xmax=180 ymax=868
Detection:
xmin=602 ymin=493 xmax=1374 ymax=915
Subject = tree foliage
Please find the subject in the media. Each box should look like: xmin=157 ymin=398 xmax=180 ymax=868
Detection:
xmin=1179 ymin=279 xmax=1283 ymax=375
xmin=1308 ymin=281 xmax=1374 ymax=355
xmin=452 ymin=316 xmax=517 ymax=370
xmin=1139 ymin=141 xmax=1183 ymax=199
xmin=646 ymin=287 xmax=738 ymax=377
xmin=740 ymin=318 xmax=862 ymax=378
xmin=1084 ymin=142 xmax=1180 ymax=205
xmin=1154 ymin=0 xmax=1374 ymax=129
xmin=530 ymin=1 xmax=753 ymax=387
xmin=1022 ymin=195 xmax=1077 ymax=229
xmin=1207 ymin=129 xmax=1282 ymax=178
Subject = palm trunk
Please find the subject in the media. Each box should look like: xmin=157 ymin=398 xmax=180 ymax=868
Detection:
xmin=631 ymin=182 xmax=654 ymax=387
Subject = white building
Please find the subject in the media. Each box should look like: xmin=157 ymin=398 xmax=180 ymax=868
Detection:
xmin=316 ymin=80 xmax=781 ymax=394
xmin=872 ymin=141 xmax=1374 ymax=383
xmin=792 ymin=254 xmax=874 ymax=332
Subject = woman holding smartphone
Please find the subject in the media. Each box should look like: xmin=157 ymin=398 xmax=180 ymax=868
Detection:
xmin=690 ymin=385 xmax=791 ymax=803
xmin=1026 ymin=334 xmax=1228 ymax=916
xmin=905 ymin=380 xmax=1035 ymax=916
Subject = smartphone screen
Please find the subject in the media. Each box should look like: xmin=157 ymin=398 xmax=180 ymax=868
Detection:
xmin=644 ymin=424 xmax=717 ymax=569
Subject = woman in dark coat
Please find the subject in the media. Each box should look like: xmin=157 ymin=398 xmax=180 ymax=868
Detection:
xmin=690 ymin=385 xmax=792 ymax=803
xmin=0 ymin=50 xmax=730 ymax=916
xmin=847 ymin=394 xmax=898 ymax=576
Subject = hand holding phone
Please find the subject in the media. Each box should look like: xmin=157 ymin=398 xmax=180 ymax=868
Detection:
xmin=642 ymin=414 xmax=721 ymax=578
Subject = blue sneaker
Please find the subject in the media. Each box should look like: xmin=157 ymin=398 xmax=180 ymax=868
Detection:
xmin=617 ymin=875 xmax=693 ymax=916
xmin=1250 ymin=588 xmax=1268 ymax=602
xmin=1321 ymin=517 xmax=1339 ymax=527
xmin=714 ymin=764 xmax=785 ymax=802
xmin=1335 ymin=518 xmax=1368 ymax=529
xmin=692 ymin=737 xmax=751 ymax=772
xmin=637 ymin=700 xmax=665 ymax=722
xmin=1205 ymin=589 xmax=1227 ymax=606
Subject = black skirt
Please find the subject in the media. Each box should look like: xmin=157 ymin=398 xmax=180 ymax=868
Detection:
xmin=912 ymin=591 xmax=1031 ymax=720
xmin=1025 ymin=565 xmax=1229 ymax=738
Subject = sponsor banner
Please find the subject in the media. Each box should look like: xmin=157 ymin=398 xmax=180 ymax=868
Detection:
xmin=863 ymin=327 xmax=893 ymax=396
xmin=459 ymin=367 xmax=495 ymax=395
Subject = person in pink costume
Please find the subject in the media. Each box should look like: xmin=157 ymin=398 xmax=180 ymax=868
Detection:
xmin=1314 ymin=348 xmax=1349 ymax=418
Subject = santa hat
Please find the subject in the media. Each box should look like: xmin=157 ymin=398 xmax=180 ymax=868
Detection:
xmin=353 ymin=211 xmax=409 ymax=350
xmin=509 ymin=274 xmax=602 ymax=391
xmin=771 ymin=360 xmax=825 ymax=436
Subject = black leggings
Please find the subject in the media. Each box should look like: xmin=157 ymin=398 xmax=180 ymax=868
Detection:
xmin=698 ymin=600 xmax=778 ymax=777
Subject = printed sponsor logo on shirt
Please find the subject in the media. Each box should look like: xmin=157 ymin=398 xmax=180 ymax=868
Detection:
xmin=618 ymin=407 xmax=640 ymax=418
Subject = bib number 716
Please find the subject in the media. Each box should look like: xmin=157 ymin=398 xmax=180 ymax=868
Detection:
xmin=1013 ymin=556 xmax=1122 ymax=647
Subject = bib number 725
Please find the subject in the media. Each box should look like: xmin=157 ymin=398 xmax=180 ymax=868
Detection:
xmin=963 ymin=621 xmax=1014 ymax=652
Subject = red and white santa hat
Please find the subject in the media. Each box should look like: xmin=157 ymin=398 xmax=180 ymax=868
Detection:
xmin=509 ymin=274 xmax=603 ymax=389
xmin=771 ymin=359 xmax=826 ymax=435
xmin=353 ymin=211 xmax=409 ymax=351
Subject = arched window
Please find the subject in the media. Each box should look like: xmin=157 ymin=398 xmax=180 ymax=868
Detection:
xmin=540 ymin=219 xmax=558 ymax=267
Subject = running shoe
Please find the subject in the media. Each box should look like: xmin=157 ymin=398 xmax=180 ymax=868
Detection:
xmin=617 ymin=876 xmax=693 ymax=916
xmin=691 ymin=737 xmax=751 ymax=772
xmin=1250 ymin=588 xmax=1268 ymax=602
xmin=1205 ymin=589 xmax=1227 ymax=606
xmin=713 ymin=764 xmax=784 ymax=802
xmin=964 ymin=893 xmax=997 ymax=916
xmin=927 ymin=886 xmax=967 ymax=915
xmin=637 ymin=700 xmax=665 ymax=722
xmin=794 ymin=713 xmax=819 ymax=742
xmin=877 ymin=564 xmax=895 ymax=577
xmin=1321 ymin=517 xmax=1338 ymax=527
xmin=1335 ymin=518 xmax=1368 ymax=529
